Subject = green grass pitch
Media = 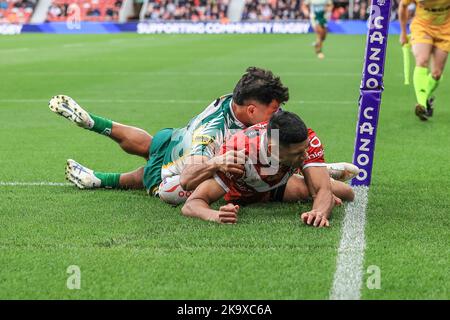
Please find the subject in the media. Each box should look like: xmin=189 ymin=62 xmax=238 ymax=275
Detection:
xmin=0 ymin=34 xmax=449 ymax=299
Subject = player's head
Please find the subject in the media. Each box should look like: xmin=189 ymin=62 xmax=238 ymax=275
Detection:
xmin=233 ymin=67 xmax=289 ymax=125
xmin=267 ymin=110 xmax=309 ymax=168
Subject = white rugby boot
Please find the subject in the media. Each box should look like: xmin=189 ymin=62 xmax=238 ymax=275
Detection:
xmin=65 ymin=159 xmax=102 ymax=189
xmin=49 ymin=95 xmax=94 ymax=129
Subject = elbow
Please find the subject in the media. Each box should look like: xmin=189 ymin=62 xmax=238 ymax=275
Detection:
xmin=181 ymin=201 xmax=192 ymax=217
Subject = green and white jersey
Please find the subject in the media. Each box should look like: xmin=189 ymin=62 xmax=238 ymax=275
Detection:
xmin=305 ymin=0 xmax=332 ymax=12
xmin=161 ymin=94 xmax=246 ymax=180
xmin=305 ymin=0 xmax=332 ymax=26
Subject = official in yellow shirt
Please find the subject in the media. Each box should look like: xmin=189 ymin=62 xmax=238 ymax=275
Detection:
xmin=399 ymin=0 xmax=450 ymax=120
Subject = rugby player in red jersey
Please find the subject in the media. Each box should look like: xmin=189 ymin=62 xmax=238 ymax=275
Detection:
xmin=181 ymin=111 xmax=355 ymax=228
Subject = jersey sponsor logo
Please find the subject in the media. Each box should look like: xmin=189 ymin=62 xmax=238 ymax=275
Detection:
xmin=309 ymin=136 xmax=322 ymax=148
xmin=192 ymin=134 xmax=214 ymax=146
xmin=307 ymin=149 xmax=324 ymax=161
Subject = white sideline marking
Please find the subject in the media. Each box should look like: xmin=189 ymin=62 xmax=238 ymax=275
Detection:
xmin=0 ymin=182 xmax=71 ymax=187
xmin=0 ymin=99 xmax=355 ymax=105
xmin=330 ymin=186 xmax=369 ymax=300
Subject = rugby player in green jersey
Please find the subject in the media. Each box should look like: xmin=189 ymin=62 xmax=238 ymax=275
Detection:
xmin=303 ymin=0 xmax=333 ymax=59
xmin=49 ymin=67 xmax=358 ymax=205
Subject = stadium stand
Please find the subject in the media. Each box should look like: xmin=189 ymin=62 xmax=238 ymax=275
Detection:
xmin=0 ymin=0 xmax=37 ymax=23
xmin=240 ymin=0 xmax=388 ymax=21
xmin=46 ymin=0 xmax=123 ymax=22
xmin=143 ymin=0 xmax=230 ymax=22
xmin=0 ymin=0 xmax=403 ymax=24
xmin=242 ymin=0 xmax=304 ymax=21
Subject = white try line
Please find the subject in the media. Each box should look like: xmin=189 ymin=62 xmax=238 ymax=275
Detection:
xmin=2 ymin=179 xmax=369 ymax=300
xmin=330 ymin=186 xmax=369 ymax=300
xmin=0 ymin=181 xmax=71 ymax=187
xmin=0 ymin=99 xmax=355 ymax=105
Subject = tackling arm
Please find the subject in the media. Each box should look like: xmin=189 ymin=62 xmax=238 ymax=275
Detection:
xmin=180 ymin=151 xmax=245 ymax=191
xmin=181 ymin=178 xmax=239 ymax=224
xmin=179 ymin=155 xmax=221 ymax=191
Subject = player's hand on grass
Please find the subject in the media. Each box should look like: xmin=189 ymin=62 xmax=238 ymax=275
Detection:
xmin=213 ymin=150 xmax=246 ymax=178
xmin=301 ymin=210 xmax=330 ymax=228
xmin=214 ymin=203 xmax=239 ymax=224
xmin=400 ymin=32 xmax=409 ymax=46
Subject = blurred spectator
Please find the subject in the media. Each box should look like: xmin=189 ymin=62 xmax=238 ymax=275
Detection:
xmin=0 ymin=0 xmax=37 ymax=23
xmin=241 ymin=1 xmax=406 ymax=22
xmin=46 ymin=0 xmax=122 ymax=22
xmin=87 ymin=7 xmax=101 ymax=17
xmin=242 ymin=0 xmax=304 ymax=21
xmin=144 ymin=0 xmax=229 ymax=22
xmin=0 ymin=1 xmax=9 ymax=10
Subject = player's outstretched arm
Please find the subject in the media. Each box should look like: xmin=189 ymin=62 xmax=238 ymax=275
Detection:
xmin=181 ymin=178 xmax=238 ymax=224
xmin=301 ymin=166 xmax=335 ymax=228
xmin=180 ymin=151 xmax=245 ymax=191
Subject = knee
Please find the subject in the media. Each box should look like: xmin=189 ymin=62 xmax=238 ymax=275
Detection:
xmin=415 ymin=58 xmax=429 ymax=68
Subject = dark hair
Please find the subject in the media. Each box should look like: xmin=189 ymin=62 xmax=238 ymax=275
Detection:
xmin=267 ymin=111 xmax=308 ymax=146
xmin=233 ymin=67 xmax=289 ymax=105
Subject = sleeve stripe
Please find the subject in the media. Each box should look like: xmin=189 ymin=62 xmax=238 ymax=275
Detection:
xmin=213 ymin=174 xmax=230 ymax=192
xmin=302 ymin=163 xmax=328 ymax=170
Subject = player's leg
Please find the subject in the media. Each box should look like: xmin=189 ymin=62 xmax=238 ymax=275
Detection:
xmin=66 ymin=128 xmax=174 ymax=191
xmin=317 ymin=25 xmax=327 ymax=59
xmin=321 ymin=25 xmax=327 ymax=42
xmin=281 ymin=174 xmax=354 ymax=203
xmin=411 ymin=42 xmax=433 ymax=120
xmin=426 ymin=47 xmax=448 ymax=116
xmin=119 ymin=167 xmax=145 ymax=189
xmin=49 ymin=95 xmax=152 ymax=158
xmin=65 ymin=159 xmax=144 ymax=189
xmin=110 ymin=122 xmax=152 ymax=159
xmin=314 ymin=25 xmax=325 ymax=58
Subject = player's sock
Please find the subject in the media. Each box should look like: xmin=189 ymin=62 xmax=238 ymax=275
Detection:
xmin=427 ymin=73 xmax=441 ymax=97
xmin=89 ymin=113 xmax=113 ymax=136
xmin=93 ymin=171 xmax=121 ymax=188
xmin=413 ymin=66 xmax=429 ymax=106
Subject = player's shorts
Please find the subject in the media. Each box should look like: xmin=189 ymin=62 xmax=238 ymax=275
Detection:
xmin=143 ymin=128 xmax=174 ymax=195
xmin=410 ymin=19 xmax=450 ymax=52
xmin=311 ymin=11 xmax=327 ymax=28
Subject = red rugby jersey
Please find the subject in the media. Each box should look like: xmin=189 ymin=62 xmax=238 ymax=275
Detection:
xmin=214 ymin=122 xmax=326 ymax=203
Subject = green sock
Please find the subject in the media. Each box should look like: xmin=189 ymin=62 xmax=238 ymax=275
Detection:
xmin=426 ymin=73 xmax=441 ymax=97
xmin=413 ymin=66 xmax=429 ymax=106
xmin=93 ymin=172 xmax=121 ymax=188
xmin=89 ymin=113 xmax=113 ymax=136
